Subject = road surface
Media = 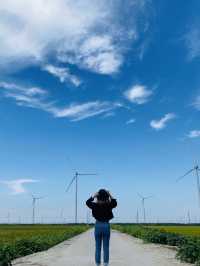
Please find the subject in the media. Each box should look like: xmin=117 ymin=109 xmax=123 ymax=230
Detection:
xmin=12 ymin=229 xmax=190 ymax=266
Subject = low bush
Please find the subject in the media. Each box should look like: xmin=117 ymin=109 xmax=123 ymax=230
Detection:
xmin=176 ymin=237 xmax=200 ymax=264
xmin=113 ymin=224 xmax=200 ymax=265
xmin=0 ymin=245 xmax=13 ymax=266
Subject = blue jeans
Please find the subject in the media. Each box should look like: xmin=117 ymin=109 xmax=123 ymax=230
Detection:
xmin=94 ymin=221 xmax=110 ymax=264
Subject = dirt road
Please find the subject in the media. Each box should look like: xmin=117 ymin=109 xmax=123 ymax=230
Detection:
xmin=12 ymin=229 xmax=190 ymax=266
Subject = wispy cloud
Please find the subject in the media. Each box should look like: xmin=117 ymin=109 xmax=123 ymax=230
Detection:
xmin=185 ymin=26 xmax=200 ymax=60
xmin=126 ymin=118 xmax=136 ymax=125
xmin=124 ymin=84 xmax=153 ymax=104
xmin=42 ymin=65 xmax=81 ymax=87
xmin=192 ymin=95 xmax=200 ymax=110
xmin=0 ymin=0 xmax=152 ymax=75
xmin=1 ymin=179 xmax=38 ymax=194
xmin=0 ymin=82 xmax=47 ymax=96
xmin=187 ymin=130 xmax=200 ymax=138
xmin=0 ymin=81 xmax=121 ymax=121
xmin=101 ymin=112 xmax=116 ymax=119
xmin=150 ymin=113 xmax=176 ymax=130
xmin=48 ymin=101 xmax=121 ymax=121
xmin=0 ymin=81 xmax=48 ymax=109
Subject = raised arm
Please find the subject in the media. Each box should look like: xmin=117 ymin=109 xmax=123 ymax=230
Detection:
xmin=86 ymin=196 xmax=95 ymax=209
xmin=108 ymin=191 xmax=117 ymax=208
xmin=86 ymin=192 xmax=98 ymax=209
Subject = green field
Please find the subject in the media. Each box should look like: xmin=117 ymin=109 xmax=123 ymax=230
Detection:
xmin=0 ymin=224 xmax=89 ymax=244
xmin=149 ymin=225 xmax=200 ymax=236
xmin=0 ymin=224 xmax=90 ymax=265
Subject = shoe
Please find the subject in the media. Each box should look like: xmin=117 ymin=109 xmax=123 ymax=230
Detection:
xmin=104 ymin=264 xmax=109 ymax=266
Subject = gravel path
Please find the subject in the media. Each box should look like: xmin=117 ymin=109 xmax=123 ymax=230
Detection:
xmin=12 ymin=229 xmax=191 ymax=266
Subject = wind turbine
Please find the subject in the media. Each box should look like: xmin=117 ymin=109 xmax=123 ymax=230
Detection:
xmin=136 ymin=209 xmax=139 ymax=224
xmin=66 ymin=171 xmax=97 ymax=224
xmin=177 ymin=163 xmax=200 ymax=207
xmin=86 ymin=209 xmax=90 ymax=225
xmin=31 ymin=194 xmax=44 ymax=224
xmin=187 ymin=210 xmax=191 ymax=224
xmin=138 ymin=193 xmax=152 ymax=223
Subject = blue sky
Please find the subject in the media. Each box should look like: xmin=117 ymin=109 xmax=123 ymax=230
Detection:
xmin=0 ymin=0 xmax=200 ymax=223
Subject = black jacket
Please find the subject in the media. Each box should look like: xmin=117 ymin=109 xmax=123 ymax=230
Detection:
xmin=86 ymin=197 xmax=117 ymax=222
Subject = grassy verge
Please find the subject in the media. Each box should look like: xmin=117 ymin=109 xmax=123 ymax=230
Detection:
xmin=112 ymin=224 xmax=200 ymax=265
xmin=0 ymin=224 xmax=90 ymax=266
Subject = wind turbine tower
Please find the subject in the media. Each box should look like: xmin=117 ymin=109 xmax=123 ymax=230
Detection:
xmin=138 ymin=194 xmax=152 ymax=223
xmin=187 ymin=210 xmax=191 ymax=224
xmin=66 ymin=171 xmax=97 ymax=224
xmin=136 ymin=209 xmax=139 ymax=224
xmin=31 ymin=195 xmax=44 ymax=224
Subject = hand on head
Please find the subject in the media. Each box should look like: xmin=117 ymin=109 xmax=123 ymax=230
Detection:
xmin=106 ymin=190 xmax=111 ymax=196
xmin=93 ymin=190 xmax=112 ymax=199
xmin=93 ymin=192 xmax=99 ymax=198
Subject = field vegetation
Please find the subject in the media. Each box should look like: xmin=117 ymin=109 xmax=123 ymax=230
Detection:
xmin=149 ymin=225 xmax=200 ymax=236
xmin=113 ymin=224 xmax=200 ymax=265
xmin=0 ymin=224 xmax=90 ymax=266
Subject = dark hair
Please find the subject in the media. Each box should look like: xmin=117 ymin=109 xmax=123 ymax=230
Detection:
xmin=97 ymin=189 xmax=109 ymax=202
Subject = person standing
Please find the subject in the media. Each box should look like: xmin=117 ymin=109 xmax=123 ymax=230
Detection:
xmin=86 ymin=189 xmax=117 ymax=266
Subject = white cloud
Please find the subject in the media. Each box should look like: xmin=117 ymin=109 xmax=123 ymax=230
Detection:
xmin=185 ymin=27 xmax=200 ymax=60
xmin=187 ymin=130 xmax=200 ymax=138
xmin=0 ymin=82 xmax=46 ymax=96
xmin=0 ymin=81 xmax=48 ymax=109
xmin=102 ymin=112 xmax=115 ymax=118
xmin=126 ymin=118 xmax=136 ymax=124
xmin=0 ymin=81 xmax=121 ymax=121
xmin=48 ymin=101 xmax=121 ymax=121
xmin=0 ymin=0 xmax=151 ymax=74
xmin=150 ymin=113 xmax=176 ymax=130
xmin=1 ymin=179 xmax=38 ymax=194
xmin=43 ymin=65 xmax=81 ymax=86
xmin=72 ymin=35 xmax=122 ymax=74
xmin=124 ymin=84 xmax=153 ymax=104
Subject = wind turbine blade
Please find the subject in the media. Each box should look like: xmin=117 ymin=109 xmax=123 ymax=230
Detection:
xmin=78 ymin=173 xmax=98 ymax=176
xmin=145 ymin=195 xmax=153 ymax=200
xmin=176 ymin=169 xmax=194 ymax=182
xmin=66 ymin=176 xmax=76 ymax=192
xmin=29 ymin=193 xmax=34 ymax=198
xmin=137 ymin=193 xmax=143 ymax=199
xmin=36 ymin=196 xmax=45 ymax=200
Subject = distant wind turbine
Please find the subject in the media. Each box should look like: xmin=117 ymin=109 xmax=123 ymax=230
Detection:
xmin=177 ymin=163 xmax=200 ymax=207
xmin=31 ymin=194 xmax=44 ymax=224
xmin=66 ymin=171 xmax=97 ymax=224
xmin=138 ymin=193 xmax=152 ymax=223
xmin=187 ymin=210 xmax=191 ymax=224
xmin=136 ymin=209 xmax=139 ymax=224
